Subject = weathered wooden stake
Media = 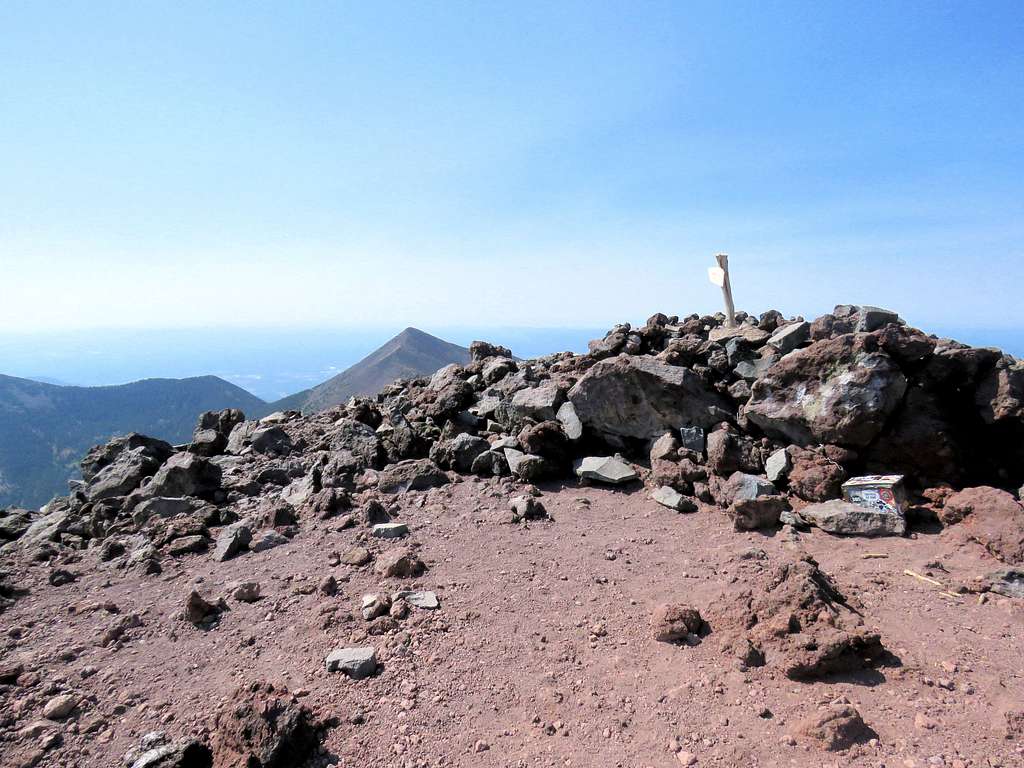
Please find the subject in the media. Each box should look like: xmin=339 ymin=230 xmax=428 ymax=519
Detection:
xmin=711 ymin=253 xmax=736 ymax=328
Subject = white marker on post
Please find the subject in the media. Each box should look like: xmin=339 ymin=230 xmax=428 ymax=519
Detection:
xmin=710 ymin=253 xmax=736 ymax=328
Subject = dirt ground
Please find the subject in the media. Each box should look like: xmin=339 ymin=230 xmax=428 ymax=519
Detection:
xmin=2 ymin=476 xmax=1023 ymax=768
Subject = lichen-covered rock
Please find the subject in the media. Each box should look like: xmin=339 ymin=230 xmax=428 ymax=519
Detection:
xmin=743 ymin=334 xmax=907 ymax=448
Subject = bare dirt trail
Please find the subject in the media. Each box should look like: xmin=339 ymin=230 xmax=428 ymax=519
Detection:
xmin=4 ymin=477 xmax=1021 ymax=768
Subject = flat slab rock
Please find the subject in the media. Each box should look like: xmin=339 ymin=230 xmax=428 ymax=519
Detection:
xmin=650 ymin=486 xmax=696 ymax=513
xmin=799 ymin=499 xmax=906 ymax=537
xmin=371 ymin=522 xmax=409 ymax=539
xmin=325 ymin=646 xmax=377 ymax=679
xmin=397 ymin=590 xmax=440 ymax=609
xmin=574 ymin=456 xmax=638 ymax=485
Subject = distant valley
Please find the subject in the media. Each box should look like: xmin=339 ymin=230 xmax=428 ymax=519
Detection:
xmin=0 ymin=328 xmax=469 ymax=509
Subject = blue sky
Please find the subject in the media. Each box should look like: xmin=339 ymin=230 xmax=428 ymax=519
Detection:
xmin=1 ymin=1 xmax=1022 ymax=334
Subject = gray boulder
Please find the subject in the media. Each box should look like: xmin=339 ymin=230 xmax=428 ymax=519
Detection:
xmin=556 ymin=401 xmax=584 ymax=441
xmin=651 ymin=486 xmax=697 ymax=513
xmin=143 ymin=453 xmax=221 ymax=499
xmin=767 ymin=321 xmax=810 ymax=354
xmin=330 ymin=418 xmax=382 ymax=470
xmin=84 ymin=444 xmax=172 ymax=501
xmin=799 ymin=499 xmax=906 ymax=536
xmin=568 ymin=356 xmax=730 ymax=446
xmin=377 ymin=459 xmax=449 ymax=494
xmin=325 ymin=646 xmax=377 ymax=679
xmin=509 ymin=382 xmax=564 ymax=423
xmin=574 ymin=456 xmax=638 ymax=485
xmin=212 ymin=519 xmax=252 ymax=561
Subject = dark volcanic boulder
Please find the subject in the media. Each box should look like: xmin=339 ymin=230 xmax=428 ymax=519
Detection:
xmin=211 ymin=681 xmax=321 ymax=768
xmin=377 ymin=459 xmax=449 ymax=494
xmin=743 ymin=334 xmax=907 ymax=448
xmin=142 ymin=453 xmax=222 ymax=499
xmin=84 ymin=440 xmax=176 ymax=501
xmin=190 ymin=408 xmax=246 ymax=457
xmin=330 ymin=418 xmax=382 ymax=471
xmin=568 ymin=355 xmax=731 ymax=447
xmin=81 ymin=433 xmax=174 ymax=483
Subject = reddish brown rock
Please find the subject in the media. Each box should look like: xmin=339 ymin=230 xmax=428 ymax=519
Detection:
xmin=211 ymin=681 xmax=321 ymax=767
xmin=796 ymin=703 xmax=876 ymax=751
xmin=651 ymin=604 xmax=704 ymax=643
xmin=943 ymin=486 xmax=1024 ymax=564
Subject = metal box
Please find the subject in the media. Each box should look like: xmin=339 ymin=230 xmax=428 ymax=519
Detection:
xmin=841 ymin=475 xmax=907 ymax=516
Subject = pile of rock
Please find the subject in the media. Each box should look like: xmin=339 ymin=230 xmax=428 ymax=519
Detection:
xmin=2 ymin=302 xmax=1022 ymax=608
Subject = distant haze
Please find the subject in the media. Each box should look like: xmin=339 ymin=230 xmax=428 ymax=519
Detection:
xmin=1 ymin=323 xmax=1020 ymax=402
xmin=0 ymin=326 xmax=606 ymax=401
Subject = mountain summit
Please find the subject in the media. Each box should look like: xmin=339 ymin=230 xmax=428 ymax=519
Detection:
xmin=269 ymin=327 xmax=469 ymax=413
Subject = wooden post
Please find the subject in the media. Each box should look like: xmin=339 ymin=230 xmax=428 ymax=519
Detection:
xmin=714 ymin=253 xmax=736 ymax=328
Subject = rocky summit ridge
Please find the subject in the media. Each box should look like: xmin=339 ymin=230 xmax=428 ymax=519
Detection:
xmin=1 ymin=304 xmax=1023 ymax=767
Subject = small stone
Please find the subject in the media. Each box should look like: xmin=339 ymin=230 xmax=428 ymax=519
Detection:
xmin=340 ymin=546 xmax=372 ymax=566
xmin=371 ymin=523 xmax=409 ymax=539
xmin=231 ymin=581 xmax=260 ymax=603
xmin=250 ymin=529 xmax=289 ymax=552
xmin=48 ymin=568 xmax=76 ymax=586
xmin=677 ymin=751 xmax=697 ymax=766
xmin=325 ymin=647 xmax=377 ymax=679
xmin=400 ymin=590 xmax=440 ymax=610
xmin=651 ymin=604 xmax=704 ymax=643
xmin=361 ymin=594 xmax=391 ymax=620
xmin=43 ymin=694 xmax=78 ymax=721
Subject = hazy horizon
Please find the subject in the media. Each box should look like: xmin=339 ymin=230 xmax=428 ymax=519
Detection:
xmin=2 ymin=319 xmax=1022 ymax=402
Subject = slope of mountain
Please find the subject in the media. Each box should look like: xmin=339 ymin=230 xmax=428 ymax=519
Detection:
xmin=0 ymin=374 xmax=265 ymax=509
xmin=268 ymin=327 xmax=470 ymax=414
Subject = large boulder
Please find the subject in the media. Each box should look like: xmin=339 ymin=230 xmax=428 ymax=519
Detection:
xmin=743 ymin=334 xmax=907 ymax=448
xmin=330 ymin=418 xmax=383 ymax=471
xmin=568 ymin=355 xmax=731 ymax=447
xmin=142 ymin=453 xmax=222 ymax=499
xmin=82 ymin=435 xmax=175 ymax=501
xmin=377 ymin=459 xmax=448 ymax=494
xmin=80 ymin=433 xmax=174 ymax=483
xmin=508 ymin=382 xmax=564 ymax=423
xmin=190 ymin=409 xmax=246 ymax=457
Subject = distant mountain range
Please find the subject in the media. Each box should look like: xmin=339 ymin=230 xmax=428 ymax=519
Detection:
xmin=267 ymin=327 xmax=469 ymax=413
xmin=0 ymin=327 xmax=469 ymax=509
xmin=0 ymin=374 xmax=266 ymax=509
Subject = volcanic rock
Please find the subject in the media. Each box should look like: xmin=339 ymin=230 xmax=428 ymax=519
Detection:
xmin=377 ymin=459 xmax=448 ymax=494
xmin=574 ymin=456 xmax=638 ymax=485
xmin=325 ymin=647 xmax=377 ymax=679
xmin=210 ymin=681 xmax=321 ymax=767
xmin=568 ymin=355 xmax=730 ymax=446
xmin=796 ymin=703 xmax=877 ymax=751
xmin=743 ymin=334 xmax=907 ymax=447
xmin=652 ymin=604 xmax=704 ymax=643
xmin=799 ymin=499 xmax=905 ymax=536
